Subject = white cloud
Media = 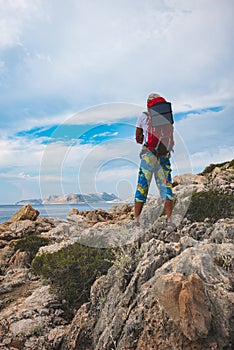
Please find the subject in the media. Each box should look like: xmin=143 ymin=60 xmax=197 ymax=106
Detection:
xmin=0 ymin=172 xmax=36 ymax=180
xmin=0 ymin=0 xmax=42 ymax=48
xmin=0 ymin=137 xmax=43 ymax=168
xmin=64 ymin=103 xmax=142 ymax=125
xmin=93 ymin=131 xmax=119 ymax=139
xmin=190 ymin=146 xmax=234 ymax=173
xmin=1 ymin=0 xmax=233 ymax=109
xmin=175 ymin=106 xmax=234 ymax=153
xmin=95 ymin=166 xmax=136 ymax=183
xmin=26 ymin=111 xmax=75 ymax=130
xmin=173 ymin=105 xmax=234 ymax=173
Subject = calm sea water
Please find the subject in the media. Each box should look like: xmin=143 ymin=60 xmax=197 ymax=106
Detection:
xmin=0 ymin=203 xmax=125 ymax=224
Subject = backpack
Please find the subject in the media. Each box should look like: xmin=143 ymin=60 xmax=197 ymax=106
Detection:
xmin=146 ymin=99 xmax=174 ymax=156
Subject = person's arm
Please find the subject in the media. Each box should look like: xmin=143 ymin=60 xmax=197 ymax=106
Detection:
xmin=135 ymin=127 xmax=143 ymax=144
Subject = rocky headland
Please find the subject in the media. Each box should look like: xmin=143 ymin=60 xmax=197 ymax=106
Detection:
xmin=16 ymin=192 xmax=120 ymax=205
xmin=0 ymin=160 xmax=233 ymax=350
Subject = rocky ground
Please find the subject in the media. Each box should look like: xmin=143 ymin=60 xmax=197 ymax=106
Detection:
xmin=0 ymin=160 xmax=233 ymax=350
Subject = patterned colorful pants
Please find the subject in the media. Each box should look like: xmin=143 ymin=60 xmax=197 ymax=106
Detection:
xmin=135 ymin=151 xmax=173 ymax=202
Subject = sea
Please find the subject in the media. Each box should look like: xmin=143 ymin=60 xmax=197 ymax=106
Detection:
xmin=0 ymin=202 xmax=126 ymax=224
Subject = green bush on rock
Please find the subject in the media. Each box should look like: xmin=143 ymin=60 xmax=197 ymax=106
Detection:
xmin=32 ymin=243 xmax=114 ymax=319
xmin=186 ymin=190 xmax=234 ymax=222
xmin=14 ymin=235 xmax=50 ymax=262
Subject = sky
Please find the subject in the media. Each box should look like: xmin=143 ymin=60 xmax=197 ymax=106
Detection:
xmin=0 ymin=0 xmax=233 ymax=204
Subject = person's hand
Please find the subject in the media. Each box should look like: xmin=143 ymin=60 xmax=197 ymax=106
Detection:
xmin=136 ymin=128 xmax=143 ymax=144
xmin=136 ymin=134 xmax=143 ymax=144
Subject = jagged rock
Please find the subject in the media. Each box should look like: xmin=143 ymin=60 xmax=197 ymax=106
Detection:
xmin=155 ymin=272 xmax=211 ymax=340
xmin=34 ymin=217 xmax=57 ymax=233
xmin=0 ymin=242 xmax=14 ymax=262
xmin=209 ymin=218 xmax=234 ymax=244
xmin=172 ymin=173 xmax=207 ymax=198
xmin=74 ymin=220 xmax=143 ymax=248
xmin=179 ymin=273 xmax=211 ymax=340
xmin=67 ymin=208 xmax=87 ymax=223
xmin=85 ymin=210 xmax=99 ymax=222
xmin=84 ymin=209 xmax=114 ymax=223
xmin=0 ymin=220 xmax=37 ymax=241
xmin=0 ymin=222 xmax=11 ymax=233
xmin=42 ymin=222 xmax=71 ymax=238
xmin=37 ymin=237 xmax=77 ymax=256
xmin=0 ymin=268 xmax=31 ymax=296
xmin=9 ymin=204 xmax=39 ymax=222
xmin=47 ymin=326 xmax=67 ymax=349
xmin=0 ymin=283 xmax=67 ymax=350
xmin=67 ymin=208 xmax=79 ymax=216
xmin=109 ymin=203 xmax=133 ymax=217
xmin=68 ymin=208 xmax=115 ymax=225
xmin=7 ymin=250 xmax=30 ymax=269
xmin=203 ymin=162 xmax=234 ymax=195
xmin=0 ymin=217 xmax=66 ymax=244
xmin=211 ymin=166 xmax=234 ymax=195
xmin=179 ymin=218 xmax=234 ymax=244
xmin=173 ymin=173 xmax=207 ymax=187
xmin=179 ymin=236 xmax=200 ymax=251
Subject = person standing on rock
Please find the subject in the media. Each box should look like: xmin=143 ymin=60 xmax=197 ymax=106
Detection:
xmin=133 ymin=93 xmax=176 ymax=232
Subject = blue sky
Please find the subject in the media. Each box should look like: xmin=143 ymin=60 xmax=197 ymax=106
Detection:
xmin=0 ymin=0 xmax=233 ymax=204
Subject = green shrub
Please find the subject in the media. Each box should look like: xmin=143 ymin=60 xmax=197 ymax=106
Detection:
xmin=186 ymin=190 xmax=234 ymax=223
xmin=32 ymin=243 xmax=114 ymax=319
xmin=14 ymin=235 xmax=50 ymax=262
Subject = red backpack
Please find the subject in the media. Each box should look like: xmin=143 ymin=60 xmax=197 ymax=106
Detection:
xmin=146 ymin=97 xmax=174 ymax=156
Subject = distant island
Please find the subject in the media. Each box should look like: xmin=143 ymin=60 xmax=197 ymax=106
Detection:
xmin=15 ymin=192 xmax=121 ymax=205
